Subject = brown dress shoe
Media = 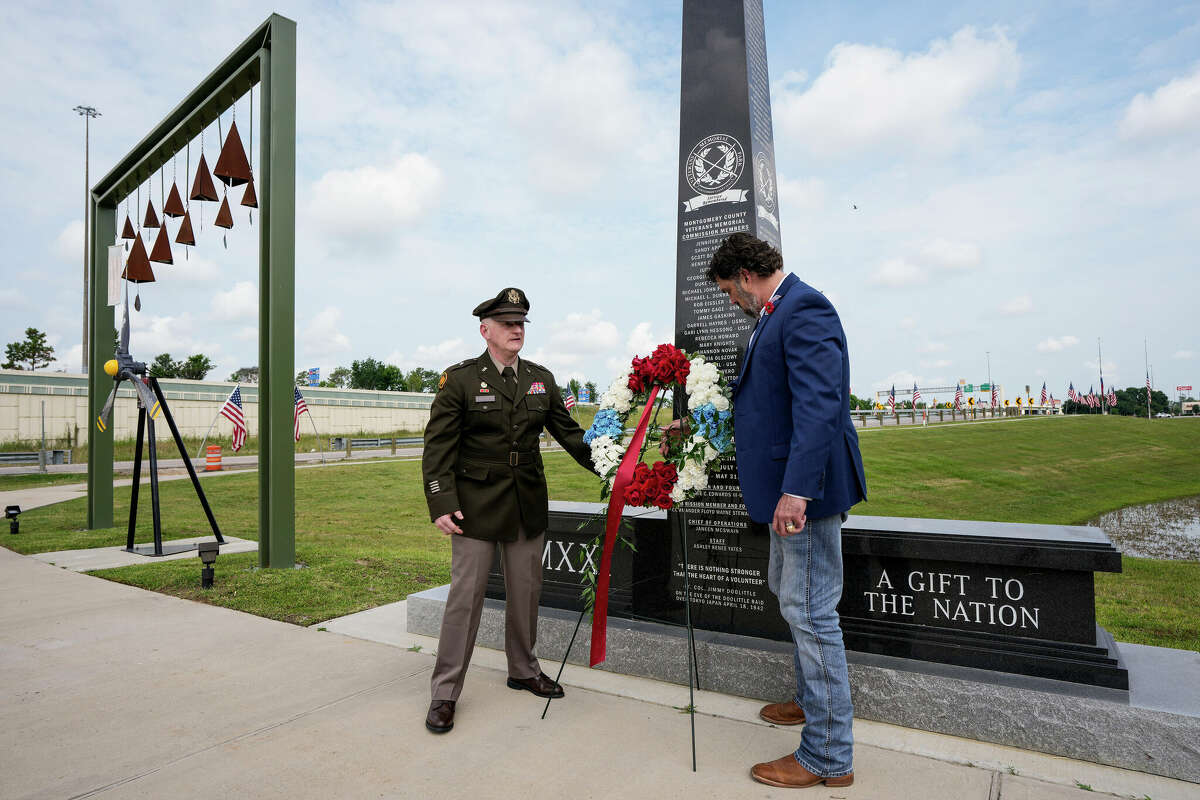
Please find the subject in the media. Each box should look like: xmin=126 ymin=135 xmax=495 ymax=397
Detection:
xmin=506 ymin=671 xmax=565 ymax=698
xmin=425 ymin=699 xmax=455 ymax=733
xmin=751 ymin=754 xmax=853 ymax=788
xmin=759 ymin=699 xmax=806 ymax=726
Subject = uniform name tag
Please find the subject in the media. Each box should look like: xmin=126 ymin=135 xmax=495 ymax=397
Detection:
xmin=528 ymin=382 xmax=547 ymax=394
xmin=474 ymin=395 xmax=497 ymax=403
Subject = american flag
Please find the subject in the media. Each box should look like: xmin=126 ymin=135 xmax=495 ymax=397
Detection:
xmin=887 ymin=384 xmax=896 ymax=413
xmin=1146 ymin=372 xmax=1152 ymax=409
xmin=564 ymin=390 xmax=577 ymax=410
xmin=294 ymin=387 xmax=309 ymax=442
xmin=990 ymin=383 xmax=998 ymax=408
xmin=1107 ymin=386 xmax=1117 ymax=406
xmin=1068 ymin=382 xmax=1077 ymax=403
xmin=912 ymin=382 xmax=921 ymax=406
xmin=1087 ymin=386 xmax=1097 ymax=408
xmin=1040 ymin=381 xmax=1048 ymax=405
xmin=953 ymin=384 xmax=963 ymax=409
xmin=219 ymin=385 xmax=247 ymax=451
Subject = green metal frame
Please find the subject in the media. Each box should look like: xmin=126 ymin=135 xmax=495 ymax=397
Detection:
xmin=87 ymin=14 xmax=297 ymax=568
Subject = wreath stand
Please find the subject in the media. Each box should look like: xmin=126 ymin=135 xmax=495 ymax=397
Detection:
xmin=541 ymin=507 xmax=703 ymax=773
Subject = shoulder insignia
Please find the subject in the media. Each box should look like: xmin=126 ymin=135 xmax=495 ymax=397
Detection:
xmin=438 ymin=372 xmax=448 ymax=390
xmin=522 ymin=359 xmax=547 ymax=372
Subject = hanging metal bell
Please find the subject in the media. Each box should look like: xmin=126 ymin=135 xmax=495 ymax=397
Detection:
xmin=163 ymin=183 xmax=186 ymax=217
xmin=213 ymin=120 xmax=252 ymax=187
xmin=143 ymin=198 xmax=160 ymax=228
xmin=190 ymin=154 xmax=219 ymax=202
xmin=240 ymin=175 xmax=258 ymax=208
xmin=121 ymin=215 xmax=136 ymax=240
xmin=175 ymin=210 xmax=196 ymax=246
xmin=215 ymin=195 xmax=234 ymax=229
xmin=149 ymin=223 xmax=173 ymax=264
xmin=122 ymin=234 xmax=156 ymax=283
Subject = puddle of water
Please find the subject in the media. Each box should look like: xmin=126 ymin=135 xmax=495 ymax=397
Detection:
xmin=1090 ymin=495 xmax=1200 ymax=561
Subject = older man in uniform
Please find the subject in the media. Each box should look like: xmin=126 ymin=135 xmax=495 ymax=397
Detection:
xmin=422 ymin=287 xmax=595 ymax=734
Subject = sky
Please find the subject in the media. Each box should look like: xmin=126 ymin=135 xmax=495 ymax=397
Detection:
xmin=2 ymin=0 xmax=1198 ymax=402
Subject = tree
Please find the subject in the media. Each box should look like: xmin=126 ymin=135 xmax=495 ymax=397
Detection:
xmin=403 ymin=367 xmax=440 ymax=393
xmin=567 ymin=378 xmax=582 ymax=399
xmin=295 ymin=370 xmax=309 ymax=387
xmin=177 ymin=354 xmax=215 ymax=380
xmin=228 ymin=366 xmax=259 ymax=383
xmin=319 ymin=366 xmax=350 ymax=388
xmin=2 ymin=327 xmax=55 ymax=370
xmin=350 ymin=358 xmax=404 ymax=391
xmin=150 ymin=353 xmax=180 ymax=378
xmin=584 ymin=381 xmax=597 ymax=403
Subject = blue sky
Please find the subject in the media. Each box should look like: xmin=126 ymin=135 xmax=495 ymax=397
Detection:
xmin=2 ymin=0 xmax=1198 ymax=402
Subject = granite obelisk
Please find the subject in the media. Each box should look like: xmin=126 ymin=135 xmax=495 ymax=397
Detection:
xmin=673 ymin=0 xmax=783 ymax=637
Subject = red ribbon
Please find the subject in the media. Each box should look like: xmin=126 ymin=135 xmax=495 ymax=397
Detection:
xmin=590 ymin=385 xmax=660 ymax=666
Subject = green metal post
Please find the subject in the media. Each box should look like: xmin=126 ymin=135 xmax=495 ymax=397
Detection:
xmin=87 ymin=200 xmax=116 ymax=529
xmin=258 ymin=16 xmax=297 ymax=568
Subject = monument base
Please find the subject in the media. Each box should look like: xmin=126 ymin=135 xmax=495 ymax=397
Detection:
xmin=407 ymin=584 xmax=1200 ymax=784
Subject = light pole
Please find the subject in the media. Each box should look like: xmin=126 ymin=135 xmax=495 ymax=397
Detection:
xmin=74 ymin=105 xmax=101 ymax=374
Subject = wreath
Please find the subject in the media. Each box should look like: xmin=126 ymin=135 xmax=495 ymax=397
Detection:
xmin=583 ymin=343 xmax=734 ymax=510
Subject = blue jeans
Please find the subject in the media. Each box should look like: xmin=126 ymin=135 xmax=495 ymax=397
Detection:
xmin=767 ymin=512 xmax=854 ymax=777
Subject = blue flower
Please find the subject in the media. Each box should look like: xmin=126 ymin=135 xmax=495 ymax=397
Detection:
xmin=585 ymin=408 xmax=624 ymax=444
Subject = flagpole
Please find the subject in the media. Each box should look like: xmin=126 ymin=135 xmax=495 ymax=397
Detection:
xmin=1145 ymin=339 xmax=1150 ymax=420
xmin=196 ymin=384 xmax=238 ymax=461
xmin=1097 ymin=338 xmax=1106 ymax=415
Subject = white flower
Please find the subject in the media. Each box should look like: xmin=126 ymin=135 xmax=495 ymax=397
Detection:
xmin=671 ymin=484 xmax=686 ymax=502
xmin=711 ymin=393 xmax=729 ymax=412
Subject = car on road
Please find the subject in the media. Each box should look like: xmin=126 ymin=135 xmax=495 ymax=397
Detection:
xmin=1154 ymin=412 xmax=1172 ymax=418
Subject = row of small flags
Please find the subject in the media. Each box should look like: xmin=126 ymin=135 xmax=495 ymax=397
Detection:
xmin=217 ymin=385 xmax=312 ymax=451
xmin=890 ymin=381 xmax=1043 ymax=411
xmin=1066 ymin=381 xmax=1119 ymax=409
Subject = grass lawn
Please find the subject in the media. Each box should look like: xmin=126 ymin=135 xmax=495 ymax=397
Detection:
xmin=7 ymin=415 xmax=1198 ymax=650
xmin=0 ymin=472 xmax=92 ymax=490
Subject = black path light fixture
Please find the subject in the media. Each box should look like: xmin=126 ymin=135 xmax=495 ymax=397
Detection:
xmin=198 ymin=541 xmax=219 ymax=588
xmin=6 ymin=505 xmax=21 ymax=535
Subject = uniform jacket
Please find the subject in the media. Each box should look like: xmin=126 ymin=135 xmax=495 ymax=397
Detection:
xmin=422 ymin=351 xmax=594 ymax=542
xmin=732 ymin=273 xmax=867 ymax=523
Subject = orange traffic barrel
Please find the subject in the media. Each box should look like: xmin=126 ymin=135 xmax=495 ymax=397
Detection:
xmin=205 ymin=445 xmax=222 ymax=471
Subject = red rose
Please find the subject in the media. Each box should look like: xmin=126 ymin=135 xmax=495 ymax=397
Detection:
xmin=634 ymin=463 xmax=650 ymax=482
xmin=654 ymin=492 xmax=673 ymax=509
xmin=661 ymin=463 xmax=678 ymax=481
xmin=651 ymin=461 xmax=668 ymax=477
xmin=625 ymin=488 xmax=645 ymax=506
xmin=642 ymin=475 xmax=662 ymax=496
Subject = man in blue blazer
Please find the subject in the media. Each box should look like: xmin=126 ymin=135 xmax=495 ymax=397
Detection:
xmin=708 ymin=232 xmax=866 ymax=789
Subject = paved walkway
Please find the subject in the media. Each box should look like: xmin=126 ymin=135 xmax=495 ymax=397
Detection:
xmin=2 ymin=547 xmax=1194 ymax=799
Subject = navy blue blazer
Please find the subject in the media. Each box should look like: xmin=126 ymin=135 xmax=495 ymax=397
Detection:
xmin=731 ymin=272 xmax=867 ymax=523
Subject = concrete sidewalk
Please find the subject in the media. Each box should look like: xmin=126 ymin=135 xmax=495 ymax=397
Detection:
xmin=1 ymin=548 xmax=1192 ymax=800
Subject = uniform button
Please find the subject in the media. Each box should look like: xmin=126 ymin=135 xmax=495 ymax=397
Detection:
xmin=512 ymin=424 xmax=519 ymax=430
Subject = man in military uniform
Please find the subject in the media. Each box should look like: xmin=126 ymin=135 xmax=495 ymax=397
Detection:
xmin=422 ymin=287 xmax=595 ymax=734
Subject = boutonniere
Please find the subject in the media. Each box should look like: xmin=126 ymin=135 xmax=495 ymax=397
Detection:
xmin=763 ymin=294 xmax=781 ymax=315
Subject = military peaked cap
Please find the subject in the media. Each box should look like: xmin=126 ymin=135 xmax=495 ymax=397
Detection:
xmin=473 ymin=287 xmax=531 ymax=322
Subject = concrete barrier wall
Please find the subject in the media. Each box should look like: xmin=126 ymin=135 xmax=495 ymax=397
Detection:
xmin=0 ymin=370 xmax=434 ymax=443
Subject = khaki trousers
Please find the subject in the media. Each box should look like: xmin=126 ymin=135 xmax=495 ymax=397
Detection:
xmin=430 ymin=530 xmax=544 ymax=701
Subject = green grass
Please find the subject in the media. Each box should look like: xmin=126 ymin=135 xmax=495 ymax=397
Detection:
xmin=5 ymin=415 xmax=1198 ymax=649
xmin=0 ymin=472 xmax=92 ymax=490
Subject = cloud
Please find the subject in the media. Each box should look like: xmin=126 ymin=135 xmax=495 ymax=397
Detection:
xmin=870 ymin=258 xmax=925 ymax=287
xmin=999 ymin=295 xmax=1033 ymax=315
xmin=524 ymin=310 xmax=630 ymax=380
xmin=50 ymin=343 xmax=84 ymax=374
xmin=778 ymin=177 xmax=827 ymax=211
xmin=918 ymin=341 xmax=948 ymax=353
xmin=171 ymin=254 xmax=221 ymax=283
xmin=899 ymin=316 xmax=916 ymax=330
xmin=53 ymin=219 xmax=83 ymax=263
xmin=0 ymin=288 xmax=26 ymax=308
xmin=920 ymin=358 xmax=952 ymax=369
xmin=1173 ymin=349 xmax=1195 ymax=360
xmin=128 ymin=312 xmax=223 ymax=361
xmin=302 ymin=307 xmax=352 ymax=361
xmin=1119 ymin=66 xmax=1200 ymax=141
xmin=921 ymin=238 xmax=981 ymax=270
xmin=1036 ymin=335 xmax=1080 ymax=352
xmin=211 ymin=281 xmax=257 ymax=321
xmin=386 ymin=337 xmax=476 ymax=371
xmin=309 ymin=153 xmax=442 ymax=241
xmin=774 ymin=26 xmax=1020 ymax=156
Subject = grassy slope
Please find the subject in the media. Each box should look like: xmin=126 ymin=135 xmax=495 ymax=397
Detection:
xmin=8 ymin=416 xmax=1198 ymax=648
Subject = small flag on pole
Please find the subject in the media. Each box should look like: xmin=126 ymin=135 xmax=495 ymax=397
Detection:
xmin=1146 ymin=372 xmax=1152 ymax=414
xmin=887 ymin=385 xmax=896 ymax=413
xmin=1040 ymin=381 xmax=1048 ymax=405
xmin=912 ymin=382 xmax=922 ymax=406
xmin=1068 ymin=382 xmax=1077 ymax=403
xmin=990 ymin=383 xmax=998 ymax=408
xmin=1107 ymin=385 xmax=1117 ymax=406
xmin=294 ymin=387 xmax=309 ymax=442
xmin=564 ymin=390 xmax=577 ymax=410
xmin=954 ymin=384 xmax=963 ymax=409
xmin=219 ymin=385 xmax=247 ymax=451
